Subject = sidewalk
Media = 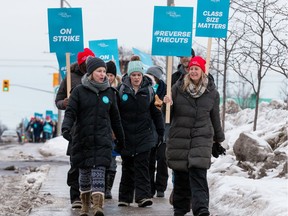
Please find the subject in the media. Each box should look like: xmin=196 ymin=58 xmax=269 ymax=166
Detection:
xmin=30 ymin=160 xmax=177 ymax=216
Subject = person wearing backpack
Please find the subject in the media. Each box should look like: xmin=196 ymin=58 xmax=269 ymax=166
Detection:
xmin=117 ymin=55 xmax=165 ymax=208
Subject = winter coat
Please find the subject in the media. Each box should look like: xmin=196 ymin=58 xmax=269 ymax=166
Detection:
xmin=118 ymin=76 xmax=165 ymax=156
xmin=166 ymin=75 xmax=225 ymax=172
xmin=55 ymin=63 xmax=83 ymax=110
xmin=61 ymin=78 xmax=125 ymax=169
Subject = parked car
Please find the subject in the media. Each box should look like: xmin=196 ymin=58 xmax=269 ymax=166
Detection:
xmin=0 ymin=130 xmax=19 ymax=143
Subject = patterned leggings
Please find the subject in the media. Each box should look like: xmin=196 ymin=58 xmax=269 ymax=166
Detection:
xmin=79 ymin=166 xmax=105 ymax=193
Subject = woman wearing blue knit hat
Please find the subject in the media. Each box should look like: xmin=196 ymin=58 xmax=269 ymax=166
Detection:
xmin=117 ymin=55 xmax=165 ymax=208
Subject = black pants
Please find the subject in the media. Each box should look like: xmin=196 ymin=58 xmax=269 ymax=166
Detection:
xmin=173 ymin=168 xmax=209 ymax=216
xmin=119 ymin=151 xmax=151 ymax=203
xmin=67 ymin=156 xmax=80 ymax=203
xmin=149 ymin=143 xmax=168 ymax=196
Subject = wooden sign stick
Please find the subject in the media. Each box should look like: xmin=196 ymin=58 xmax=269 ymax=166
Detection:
xmin=66 ymin=52 xmax=71 ymax=97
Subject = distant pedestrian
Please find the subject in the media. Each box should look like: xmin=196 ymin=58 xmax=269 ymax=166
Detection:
xmin=32 ymin=117 xmax=43 ymax=143
xmin=164 ymin=56 xmax=225 ymax=216
xmin=117 ymin=55 xmax=165 ymax=208
xmin=62 ymin=56 xmax=125 ymax=216
xmin=42 ymin=116 xmax=53 ymax=142
xmin=55 ymin=47 xmax=95 ymax=209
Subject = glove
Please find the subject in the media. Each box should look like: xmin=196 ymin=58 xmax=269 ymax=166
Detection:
xmin=212 ymin=142 xmax=226 ymax=158
xmin=157 ymin=135 xmax=164 ymax=148
xmin=62 ymin=130 xmax=72 ymax=142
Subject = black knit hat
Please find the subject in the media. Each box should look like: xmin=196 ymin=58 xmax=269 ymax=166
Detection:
xmin=106 ymin=61 xmax=117 ymax=77
xmin=86 ymin=57 xmax=106 ymax=75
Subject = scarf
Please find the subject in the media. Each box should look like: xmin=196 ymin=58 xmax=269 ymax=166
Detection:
xmin=81 ymin=73 xmax=110 ymax=94
xmin=186 ymin=75 xmax=208 ymax=98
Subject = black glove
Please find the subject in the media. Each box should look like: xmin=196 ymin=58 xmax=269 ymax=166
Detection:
xmin=62 ymin=130 xmax=72 ymax=142
xmin=157 ymin=135 xmax=164 ymax=148
xmin=114 ymin=139 xmax=125 ymax=154
xmin=212 ymin=142 xmax=226 ymax=158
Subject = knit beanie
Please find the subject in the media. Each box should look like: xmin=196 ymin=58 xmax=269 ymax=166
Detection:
xmin=188 ymin=56 xmax=206 ymax=73
xmin=146 ymin=66 xmax=164 ymax=80
xmin=77 ymin=48 xmax=95 ymax=66
xmin=86 ymin=57 xmax=106 ymax=75
xmin=106 ymin=61 xmax=117 ymax=77
xmin=127 ymin=55 xmax=145 ymax=76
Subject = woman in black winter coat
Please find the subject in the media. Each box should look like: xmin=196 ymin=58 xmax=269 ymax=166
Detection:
xmin=117 ymin=56 xmax=165 ymax=208
xmin=62 ymin=57 xmax=125 ymax=216
xmin=164 ymin=56 xmax=225 ymax=216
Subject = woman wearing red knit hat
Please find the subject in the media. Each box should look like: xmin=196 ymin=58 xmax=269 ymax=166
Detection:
xmin=163 ymin=56 xmax=225 ymax=216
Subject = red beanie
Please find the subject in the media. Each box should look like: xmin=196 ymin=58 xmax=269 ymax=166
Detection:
xmin=77 ymin=48 xmax=95 ymax=66
xmin=188 ymin=56 xmax=206 ymax=73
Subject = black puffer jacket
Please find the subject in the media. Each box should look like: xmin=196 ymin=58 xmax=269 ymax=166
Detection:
xmin=61 ymin=78 xmax=125 ymax=168
xmin=118 ymin=76 xmax=165 ymax=156
xmin=166 ymin=75 xmax=225 ymax=171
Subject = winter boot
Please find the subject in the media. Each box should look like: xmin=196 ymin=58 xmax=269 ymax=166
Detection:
xmin=105 ymin=171 xmax=116 ymax=199
xmin=92 ymin=192 xmax=105 ymax=216
xmin=80 ymin=191 xmax=91 ymax=216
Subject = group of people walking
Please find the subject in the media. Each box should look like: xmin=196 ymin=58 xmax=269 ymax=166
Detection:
xmin=55 ymin=47 xmax=225 ymax=216
xmin=25 ymin=116 xmax=57 ymax=143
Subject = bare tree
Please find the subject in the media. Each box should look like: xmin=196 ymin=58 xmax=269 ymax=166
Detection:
xmin=209 ymin=4 xmax=245 ymax=130
xmin=228 ymin=0 xmax=287 ymax=131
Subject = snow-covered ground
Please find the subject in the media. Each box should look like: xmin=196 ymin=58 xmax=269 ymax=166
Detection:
xmin=0 ymin=100 xmax=287 ymax=216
